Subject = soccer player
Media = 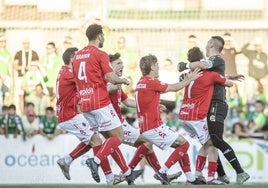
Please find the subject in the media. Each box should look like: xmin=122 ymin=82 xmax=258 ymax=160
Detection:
xmin=135 ymin=54 xmax=204 ymax=185
xmin=56 ymin=47 xmax=123 ymax=185
xmin=72 ymin=24 xmax=143 ymax=184
xmin=179 ymin=47 xmax=234 ymax=184
xmin=178 ymin=36 xmax=250 ymax=184
xmin=107 ymin=52 xmax=182 ymax=184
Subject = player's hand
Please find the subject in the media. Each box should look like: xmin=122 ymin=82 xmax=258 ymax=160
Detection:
xmin=159 ymin=104 xmax=167 ymax=112
xmin=187 ymin=68 xmax=202 ymax=81
xmin=228 ymin=74 xmax=245 ymax=81
xmin=177 ymin=62 xmax=188 ymax=72
xmin=122 ymin=78 xmax=130 ymax=85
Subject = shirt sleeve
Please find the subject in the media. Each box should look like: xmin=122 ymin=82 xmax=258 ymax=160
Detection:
xmin=148 ymin=78 xmax=168 ymax=92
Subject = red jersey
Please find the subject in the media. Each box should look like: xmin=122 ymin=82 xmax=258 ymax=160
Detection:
xmin=56 ymin=66 xmax=78 ymax=123
xmin=109 ymin=84 xmax=128 ymax=123
xmin=179 ymin=70 xmax=226 ymax=120
xmin=72 ymin=45 xmax=113 ymax=112
xmin=135 ymin=76 xmax=168 ymax=133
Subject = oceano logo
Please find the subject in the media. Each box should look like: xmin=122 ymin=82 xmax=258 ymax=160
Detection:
xmin=2 ymin=154 xmax=61 ymax=167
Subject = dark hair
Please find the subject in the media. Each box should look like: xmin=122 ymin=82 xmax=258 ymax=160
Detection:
xmin=86 ymin=24 xmax=103 ymax=41
xmin=2 ymin=105 xmax=9 ymax=111
xmin=62 ymin=47 xmax=78 ymax=65
xmin=109 ymin=53 xmax=121 ymax=62
xmin=211 ymin=36 xmax=225 ymax=52
xmin=35 ymin=83 xmax=43 ymax=89
xmin=255 ymin=100 xmax=265 ymax=106
xmin=139 ymin=54 xmax=158 ymax=76
xmin=46 ymin=107 xmax=54 ymax=112
xmin=187 ymin=47 xmax=204 ymax=62
xmin=47 ymin=42 xmax=56 ymax=49
xmin=9 ymin=104 xmax=16 ymax=110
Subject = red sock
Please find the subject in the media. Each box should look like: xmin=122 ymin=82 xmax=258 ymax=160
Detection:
xmin=95 ymin=136 xmax=121 ymax=161
xmin=165 ymin=141 xmax=189 ymax=169
xmin=195 ymin=155 xmax=206 ymax=172
xmin=208 ymin=161 xmax=218 ymax=178
xmin=128 ymin=144 xmax=149 ymax=169
xmin=93 ymin=145 xmax=112 ymax=175
xmin=178 ymin=153 xmax=191 ymax=172
xmin=111 ymin=147 xmax=129 ymax=173
xmin=145 ymin=151 xmax=161 ymax=171
xmin=69 ymin=142 xmax=91 ymax=159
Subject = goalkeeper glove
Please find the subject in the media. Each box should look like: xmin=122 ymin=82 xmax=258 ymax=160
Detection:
xmin=177 ymin=62 xmax=189 ymax=72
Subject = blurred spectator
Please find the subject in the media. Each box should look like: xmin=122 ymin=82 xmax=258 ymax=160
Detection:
xmin=246 ymin=100 xmax=267 ymax=133
xmin=40 ymin=42 xmax=62 ymax=105
xmin=0 ymin=105 xmax=9 ymax=134
xmin=115 ymin=36 xmax=139 ymax=85
xmin=39 ymin=107 xmax=63 ymax=140
xmin=241 ymin=37 xmax=268 ymax=81
xmin=180 ymin=34 xmax=204 ymax=62
xmin=26 ymin=83 xmax=50 ymax=117
xmin=159 ymin=58 xmax=180 ymax=113
xmin=166 ymin=111 xmax=181 ymax=131
xmin=21 ymin=109 xmax=40 ymax=138
xmin=225 ymin=84 xmax=245 ymax=133
xmin=221 ymin=32 xmax=241 ymax=75
xmin=13 ymin=38 xmax=40 ymax=115
xmin=2 ymin=104 xmax=25 ymax=140
xmin=231 ymin=122 xmax=250 ymax=139
xmin=0 ymin=34 xmax=12 ymax=105
xmin=24 ymin=102 xmax=35 ymax=115
xmin=21 ymin=61 xmax=47 ymax=114
xmin=246 ymin=80 xmax=267 ymax=116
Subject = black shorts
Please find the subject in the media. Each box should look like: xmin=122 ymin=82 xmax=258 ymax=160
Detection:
xmin=207 ymin=101 xmax=228 ymax=124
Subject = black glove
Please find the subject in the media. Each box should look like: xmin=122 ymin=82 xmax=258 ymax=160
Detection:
xmin=179 ymin=73 xmax=188 ymax=82
xmin=177 ymin=62 xmax=188 ymax=72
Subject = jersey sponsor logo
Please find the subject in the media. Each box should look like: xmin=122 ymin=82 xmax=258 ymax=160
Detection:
xmin=75 ymin=53 xmax=90 ymax=60
xmin=181 ymin=103 xmax=195 ymax=109
xmin=124 ymin=130 xmax=131 ymax=136
xmin=136 ymin=83 xmax=146 ymax=88
xmin=79 ymin=87 xmax=93 ymax=96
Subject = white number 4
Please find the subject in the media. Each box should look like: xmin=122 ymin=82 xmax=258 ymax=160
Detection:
xmin=78 ymin=61 xmax=87 ymax=83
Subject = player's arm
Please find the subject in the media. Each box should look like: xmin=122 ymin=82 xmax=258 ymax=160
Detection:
xmin=165 ymin=68 xmax=202 ymax=92
xmin=226 ymin=74 xmax=245 ymax=81
xmin=223 ymin=79 xmax=234 ymax=87
xmin=107 ymin=82 xmax=122 ymax=94
xmin=105 ymin=72 xmax=129 ymax=85
xmin=177 ymin=59 xmax=212 ymax=72
xmin=122 ymin=98 xmax=136 ymax=108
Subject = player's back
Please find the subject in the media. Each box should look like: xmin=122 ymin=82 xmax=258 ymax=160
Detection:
xmin=56 ymin=66 xmax=77 ymax=123
xmin=72 ymin=45 xmax=113 ymax=111
xmin=180 ymin=70 xmax=226 ymax=120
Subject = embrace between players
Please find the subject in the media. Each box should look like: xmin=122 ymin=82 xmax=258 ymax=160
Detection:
xmin=56 ymin=24 xmax=249 ymax=185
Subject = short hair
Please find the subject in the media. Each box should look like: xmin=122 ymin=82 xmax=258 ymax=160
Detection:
xmin=62 ymin=47 xmax=78 ymax=65
xmin=86 ymin=24 xmax=103 ymax=41
xmin=2 ymin=105 xmax=9 ymax=111
xmin=46 ymin=107 xmax=54 ymax=112
xmin=109 ymin=53 xmax=121 ymax=63
xmin=9 ymin=104 xmax=16 ymax=110
xmin=25 ymin=102 xmax=35 ymax=108
xmin=139 ymin=54 xmax=158 ymax=76
xmin=211 ymin=36 xmax=225 ymax=52
xmin=187 ymin=47 xmax=204 ymax=62
xmin=35 ymin=83 xmax=43 ymax=89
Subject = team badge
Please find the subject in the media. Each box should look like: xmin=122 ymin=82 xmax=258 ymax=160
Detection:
xmin=209 ymin=115 xmax=216 ymax=122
